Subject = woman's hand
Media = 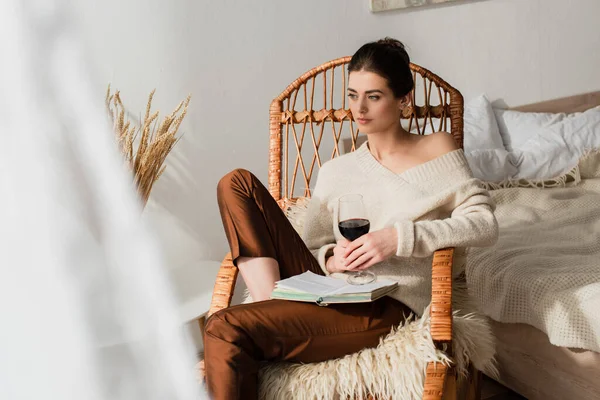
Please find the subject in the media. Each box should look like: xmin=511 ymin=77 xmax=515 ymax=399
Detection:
xmin=343 ymin=227 xmax=398 ymax=271
xmin=325 ymin=239 xmax=351 ymax=273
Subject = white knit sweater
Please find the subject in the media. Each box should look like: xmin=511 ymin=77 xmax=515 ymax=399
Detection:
xmin=302 ymin=142 xmax=499 ymax=314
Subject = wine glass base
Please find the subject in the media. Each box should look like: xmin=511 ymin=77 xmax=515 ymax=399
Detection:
xmin=347 ymin=271 xmax=376 ymax=285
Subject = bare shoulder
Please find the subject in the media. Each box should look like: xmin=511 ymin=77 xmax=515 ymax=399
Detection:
xmin=422 ymin=131 xmax=459 ymax=159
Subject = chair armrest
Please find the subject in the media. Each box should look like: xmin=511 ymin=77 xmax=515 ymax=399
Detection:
xmin=430 ymin=248 xmax=454 ymax=347
xmin=207 ymin=253 xmax=239 ymax=318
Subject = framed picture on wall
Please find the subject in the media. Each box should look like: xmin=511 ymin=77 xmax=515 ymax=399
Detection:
xmin=371 ymin=0 xmax=465 ymax=12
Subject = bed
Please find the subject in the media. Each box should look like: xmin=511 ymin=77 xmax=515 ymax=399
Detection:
xmin=465 ymin=91 xmax=600 ymax=400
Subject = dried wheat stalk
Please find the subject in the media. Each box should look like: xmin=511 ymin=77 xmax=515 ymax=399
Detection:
xmin=106 ymin=85 xmax=191 ymax=206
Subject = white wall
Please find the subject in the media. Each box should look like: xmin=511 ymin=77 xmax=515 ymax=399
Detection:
xmin=71 ymin=0 xmax=600 ymax=273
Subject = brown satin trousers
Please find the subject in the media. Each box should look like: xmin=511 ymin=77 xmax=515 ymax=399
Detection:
xmin=204 ymin=168 xmax=411 ymax=400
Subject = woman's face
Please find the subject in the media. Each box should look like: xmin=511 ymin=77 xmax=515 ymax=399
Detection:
xmin=347 ymin=70 xmax=408 ymax=134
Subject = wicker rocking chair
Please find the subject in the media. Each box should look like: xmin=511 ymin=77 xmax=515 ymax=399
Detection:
xmin=200 ymin=57 xmax=482 ymax=400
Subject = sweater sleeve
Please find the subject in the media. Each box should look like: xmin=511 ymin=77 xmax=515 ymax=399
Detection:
xmin=394 ymin=178 xmax=499 ymax=258
xmin=301 ymin=165 xmax=337 ymax=275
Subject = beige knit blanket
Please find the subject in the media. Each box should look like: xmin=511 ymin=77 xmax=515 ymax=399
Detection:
xmin=466 ymin=150 xmax=600 ymax=352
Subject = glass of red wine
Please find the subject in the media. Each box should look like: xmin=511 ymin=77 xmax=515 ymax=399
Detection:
xmin=338 ymin=194 xmax=376 ymax=285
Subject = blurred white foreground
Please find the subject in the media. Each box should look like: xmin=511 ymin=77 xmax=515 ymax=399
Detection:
xmin=0 ymin=1 xmax=206 ymax=399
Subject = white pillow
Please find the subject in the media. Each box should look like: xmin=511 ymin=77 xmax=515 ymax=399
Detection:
xmin=466 ymin=149 xmax=518 ymax=182
xmin=463 ymin=94 xmax=504 ymax=152
xmin=462 ymin=94 xmax=517 ymax=182
xmin=494 ymin=109 xmax=565 ymax=151
xmin=493 ymin=106 xmax=600 ymax=180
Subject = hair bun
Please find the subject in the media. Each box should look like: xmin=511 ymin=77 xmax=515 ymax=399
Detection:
xmin=376 ymin=37 xmax=406 ymax=50
xmin=348 ymin=37 xmax=413 ymax=98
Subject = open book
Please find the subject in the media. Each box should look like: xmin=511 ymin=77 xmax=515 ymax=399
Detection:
xmin=270 ymin=271 xmax=398 ymax=305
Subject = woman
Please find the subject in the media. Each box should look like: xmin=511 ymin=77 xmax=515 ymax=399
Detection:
xmin=204 ymin=38 xmax=498 ymax=400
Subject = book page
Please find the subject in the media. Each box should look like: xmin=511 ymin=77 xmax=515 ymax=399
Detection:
xmin=276 ymin=271 xmax=347 ymax=295
xmin=275 ymin=271 xmax=396 ymax=296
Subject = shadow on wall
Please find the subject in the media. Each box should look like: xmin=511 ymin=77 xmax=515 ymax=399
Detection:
xmin=144 ymin=130 xmax=227 ymax=265
xmin=144 ymin=131 xmax=249 ymax=304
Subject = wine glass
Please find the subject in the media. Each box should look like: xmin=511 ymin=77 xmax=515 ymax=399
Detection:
xmin=337 ymin=194 xmax=376 ymax=285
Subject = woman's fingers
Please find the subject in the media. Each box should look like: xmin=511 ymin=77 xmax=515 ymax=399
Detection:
xmin=355 ymin=262 xmax=375 ymax=271
xmin=343 ymin=236 xmax=366 ymax=258
xmin=343 ymin=243 xmax=366 ymax=266
xmin=346 ymin=252 xmax=372 ymax=271
xmin=337 ymin=238 xmax=350 ymax=248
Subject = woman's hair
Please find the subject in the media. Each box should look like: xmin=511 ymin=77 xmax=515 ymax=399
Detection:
xmin=348 ymin=37 xmax=414 ymax=98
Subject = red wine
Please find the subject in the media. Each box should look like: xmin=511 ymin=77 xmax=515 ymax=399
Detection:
xmin=338 ymin=218 xmax=370 ymax=241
